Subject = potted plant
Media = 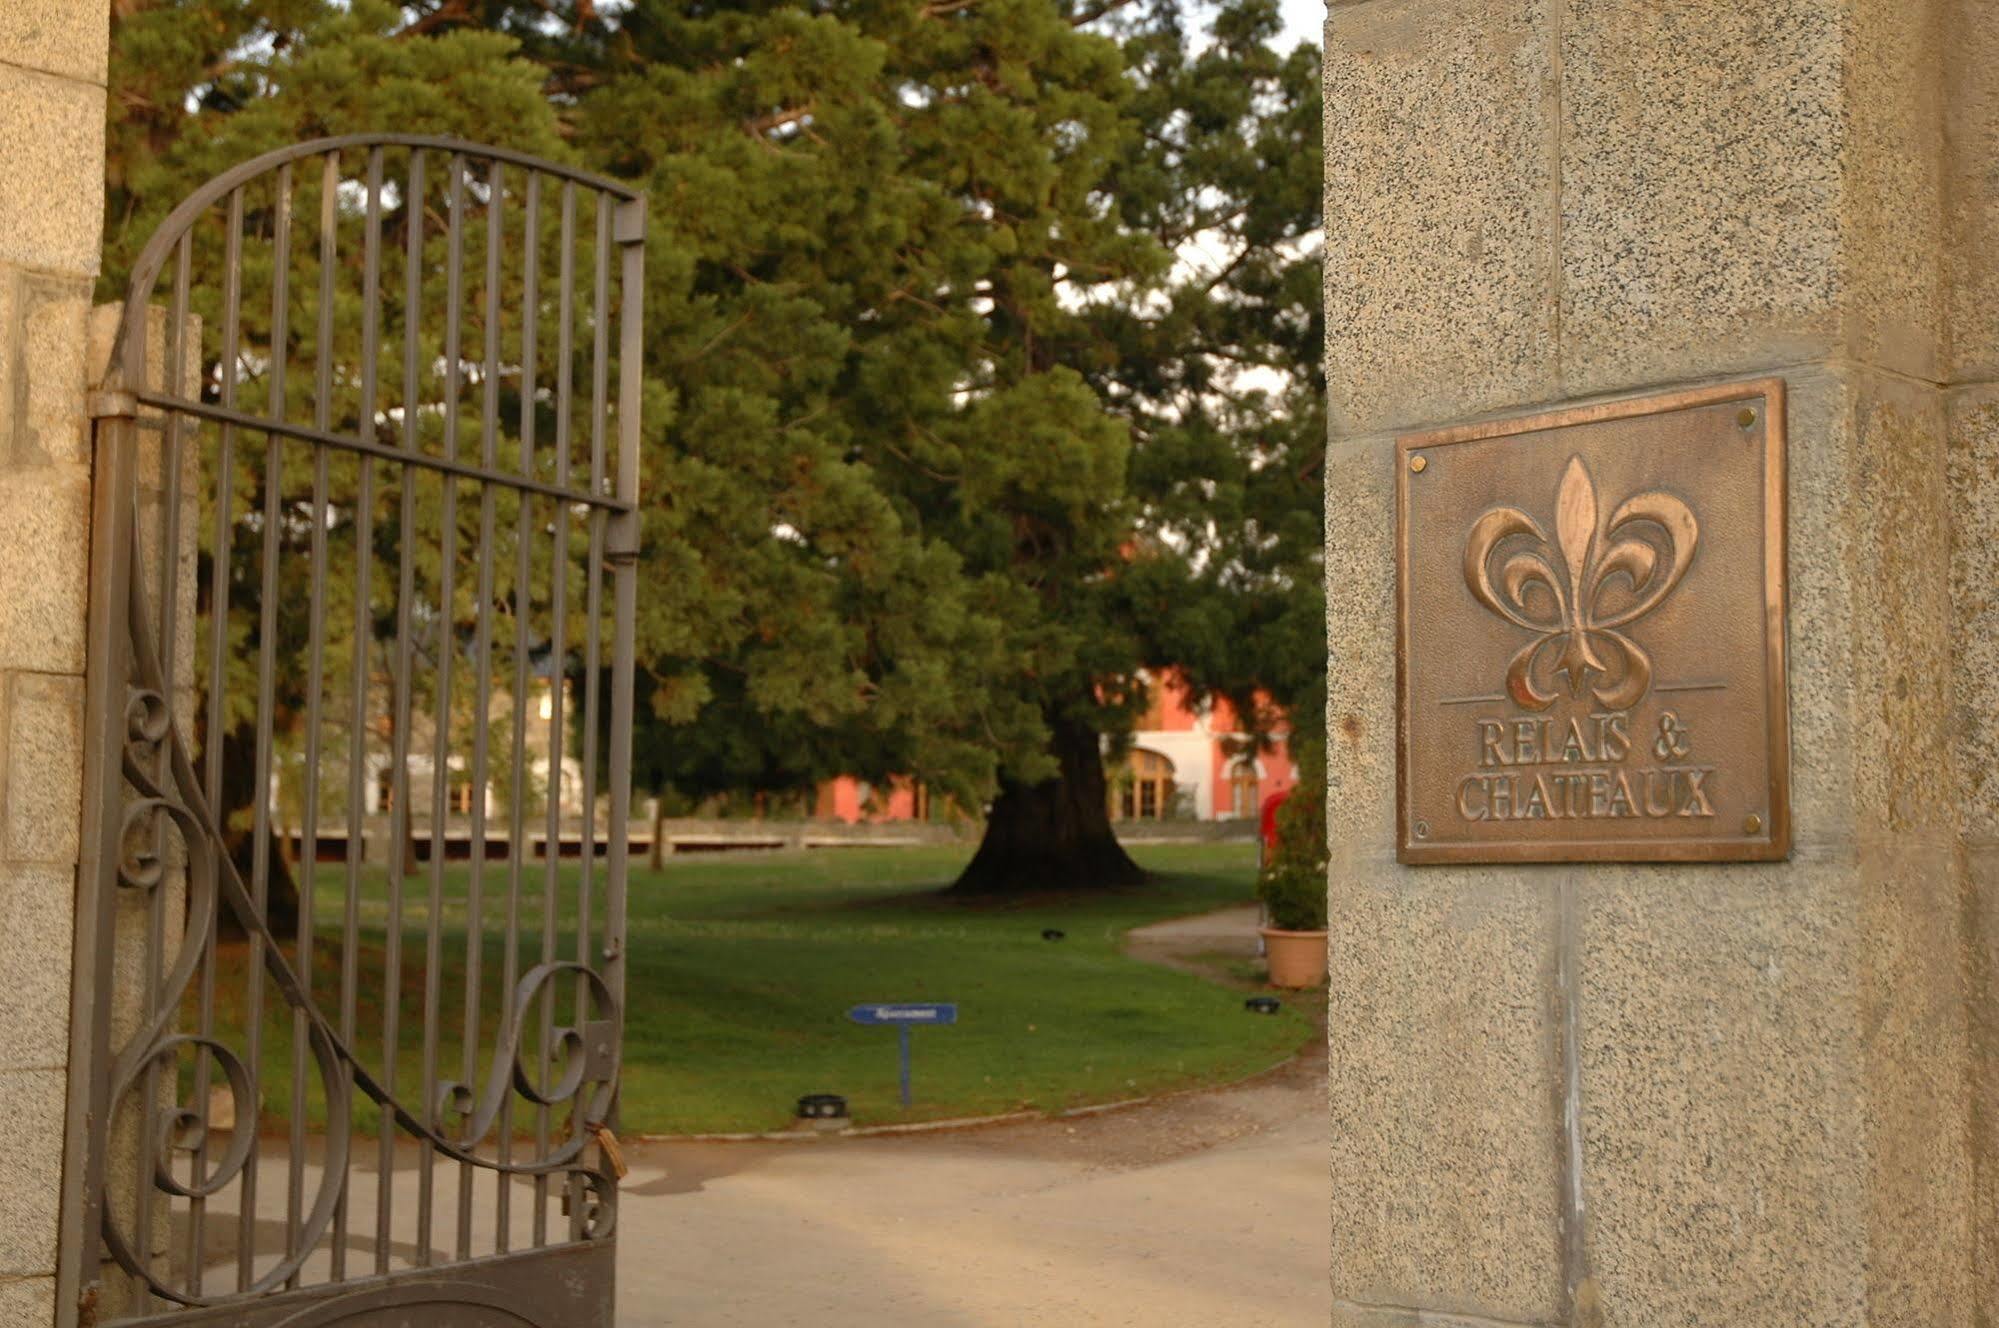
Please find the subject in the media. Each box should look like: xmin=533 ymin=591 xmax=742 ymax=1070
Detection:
xmin=1257 ymin=778 xmax=1328 ymax=988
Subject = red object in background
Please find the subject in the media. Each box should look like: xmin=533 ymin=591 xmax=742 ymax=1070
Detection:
xmin=1259 ymin=789 xmax=1291 ymax=858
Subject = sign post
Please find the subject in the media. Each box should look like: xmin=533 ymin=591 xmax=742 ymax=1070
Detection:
xmin=847 ymin=1002 xmax=957 ymax=1108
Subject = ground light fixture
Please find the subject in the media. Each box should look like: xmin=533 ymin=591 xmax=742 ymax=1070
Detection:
xmin=796 ymin=1093 xmax=849 ymax=1121
xmin=1244 ymin=996 xmax=1282 ymax=1015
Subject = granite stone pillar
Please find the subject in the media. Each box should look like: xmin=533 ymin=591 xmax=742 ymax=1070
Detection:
xmin=0 ymin=5 xmax=110 ymax=1325
xmin=1322 ymin=2 xmax=1989 ymax=1323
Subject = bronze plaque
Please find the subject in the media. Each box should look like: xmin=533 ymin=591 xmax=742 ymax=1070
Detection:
xmin=1396 ymin=381 xmax=1790 ymax=864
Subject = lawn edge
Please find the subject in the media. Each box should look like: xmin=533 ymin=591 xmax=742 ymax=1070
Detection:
xmin=634 ymin=1005 xmax=1319 ymax=1144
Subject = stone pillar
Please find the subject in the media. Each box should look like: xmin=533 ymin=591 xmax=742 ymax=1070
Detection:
xmin=1323 ymin=2 xmax=1989 ymax=1324
xmin=0 ymin=5 xmax=110 ymax=1325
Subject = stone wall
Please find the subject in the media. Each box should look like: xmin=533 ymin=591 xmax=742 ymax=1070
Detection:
xmin=0 ymin=4 xmax=108 ymax=1324
xmin=1324 ymin=1 xmax=1991 ymax=1324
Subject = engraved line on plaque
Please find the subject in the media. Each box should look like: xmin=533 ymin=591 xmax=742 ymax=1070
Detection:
xmin=1448 ymin=454 xmax=1716 ymax=828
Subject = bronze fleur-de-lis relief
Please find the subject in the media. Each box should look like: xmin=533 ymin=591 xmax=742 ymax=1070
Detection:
xmin=1462 ymin=455 xmax=1699 ymax=712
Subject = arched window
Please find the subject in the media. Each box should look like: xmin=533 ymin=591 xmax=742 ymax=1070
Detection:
xmin=1114 ymin=749 xmax=1176 ymax=821
xmin=1229 ymin=761 xmax=1260 ymax=820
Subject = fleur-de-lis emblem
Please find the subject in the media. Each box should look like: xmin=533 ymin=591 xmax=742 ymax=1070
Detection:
xmin=1462 ymin=455 xmax=1698 ymax=712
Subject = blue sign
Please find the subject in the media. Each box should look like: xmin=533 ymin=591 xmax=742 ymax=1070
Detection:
xmin=847 ymin=1002 xmax=958 ymax=1026
xmin=847 ymin=1003 xmax=957 ymax=1106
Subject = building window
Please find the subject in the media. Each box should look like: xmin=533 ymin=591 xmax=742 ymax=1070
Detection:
xmin=1229 ymin=762 xmax=1259 ymax=819
xmin=1114 ymin=749 xmax=1175 ymax=821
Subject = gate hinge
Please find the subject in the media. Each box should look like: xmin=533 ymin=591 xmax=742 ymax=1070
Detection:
xmin=604 ymin=517 xmax=640 ymax=568
xmin=614 ymin=196 xmax=647 ymax=246
xmin=87 ymin=389 xmax=139 ymax=421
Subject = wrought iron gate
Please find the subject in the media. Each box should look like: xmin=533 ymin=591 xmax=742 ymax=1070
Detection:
xmin=57 ymin=135 xmax=642 ymax=1326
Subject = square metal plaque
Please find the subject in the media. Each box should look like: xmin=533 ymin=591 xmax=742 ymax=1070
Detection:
xmin=1396 ymin=381 xmax=1790 ymax=864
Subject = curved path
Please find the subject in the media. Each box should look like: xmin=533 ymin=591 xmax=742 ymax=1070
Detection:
xmin=616 ymin=907 xmax=1329 ymax=1326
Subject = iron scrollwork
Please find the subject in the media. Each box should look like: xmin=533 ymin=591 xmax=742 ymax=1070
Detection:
xmin=99 ymin=524 xmax=622 ymax=1307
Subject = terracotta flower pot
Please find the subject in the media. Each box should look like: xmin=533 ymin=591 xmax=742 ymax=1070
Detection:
xmin=1260 ymin=927 xmax=1328 ymax=989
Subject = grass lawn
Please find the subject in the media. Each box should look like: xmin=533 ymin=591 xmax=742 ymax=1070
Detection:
xmin=199 ymin=841 xmax=1313 ymax=1137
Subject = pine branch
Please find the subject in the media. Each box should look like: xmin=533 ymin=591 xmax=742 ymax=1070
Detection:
xmin=1069 ymin=0 xmax=1141 ymax=26
xmin=743 ymin=105 xmax=816 ymax=138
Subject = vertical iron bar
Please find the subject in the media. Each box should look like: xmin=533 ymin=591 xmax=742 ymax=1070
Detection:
xmin=568 ymin=195 xmax=613 ymax=1236
xmin=336 ymin=145 xmax=384 ymax=1278
xmin=131 ymin=226 xmax=189 ymax=1296
xmin=534 ymin=180 xmax=576 ymax=1246
xmin=418 ymin=154 xmax=467 ymax=1265
xmin=289 ymin=151 xmax=338 ymax=1287
xmin=590 ymin=200 xmax=611 ymax=506
xmin=355 ymin=145 xmax=397 ymax=1280
xmin=239 ymin=161 xmax=293 ymax=1288
xmin=604 ymin=197 xmax=644 ymax=1143
xmin=459 ymin=159 xmax=505 ymax=1261
xmin=54 ymin=405 xmax=138 ymax=1327
xmin=195 ymin=190 xmax=245 ymax=1298
xmin=377 ymin=146 xmax=427 ymax=1276
xmin=496 ymin=170 xmax=542 ymax=1253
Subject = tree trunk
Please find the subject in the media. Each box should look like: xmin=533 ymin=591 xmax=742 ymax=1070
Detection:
xmin=648 ymin=796 xmax=665 ymax=871
xmin=953 ymin=714 xmax=1147 ymax=893
xmin=216 ymin=718 xmax=301 ymax=941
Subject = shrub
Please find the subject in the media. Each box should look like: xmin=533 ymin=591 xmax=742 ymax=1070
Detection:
xmin=1257 ymin=774 xmax=1327 ymax=932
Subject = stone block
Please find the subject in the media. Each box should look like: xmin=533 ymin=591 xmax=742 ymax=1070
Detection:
xmin=0 ymin=864 xmax=72 ymax=1073
xmin=0 ymin=0 xmax=109 ymax=86
xmin=3 ymin=672 xmax=83 ymax=865
xmin=1765 ymin=368 xmax=1954 ymax=845
xmin=1577 ymin=861 xmax=1870 ymax=1325
xmin=0 ymin=466 xmax=90 ymax=676
xmin=1968 ymin=841 xmax=1999 ymax=1328
xmin=1328 ymin=865 xmax=1564 ymax=1322
xmin=0 ymin=1068 xmax=64 ymax=1276
xmin=1945 ymin=0 xmax=1999 ymax=381
xmin=1558 ymin=0 xmax=1943 ymax=395
xmin=1949 ymin=385 xmax=1999 ymax=839
xmin=1322 ymin=434 xmax=1397 ymax=852
xmin=1806 ymin=371 xmax=1954 ymax=838
xmin=11 ymin=274 xmax=93 ymax=467
xmin=89 ymin=301 xmax=204 ymax=412
xmin=1957 ymin=386 xmax=1999 ymax=1327
xmin=0 ymin=64 xmax=105 ymax=278
xmin=1322 ymin=0 xmax=1559 ymax=437
xmin=0 ymin=1274 xmax=54 ymax=1327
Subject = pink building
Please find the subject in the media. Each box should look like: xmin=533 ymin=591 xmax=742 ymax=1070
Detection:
xmin=814 ymin=670 xmax=1295 ymax=824
xmin=1112 ymin=669 xmax=1297 ymax=823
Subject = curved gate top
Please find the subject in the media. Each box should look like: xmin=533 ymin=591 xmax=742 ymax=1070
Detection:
xmin=58 ymin=135 xmax=643 ymax=1327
